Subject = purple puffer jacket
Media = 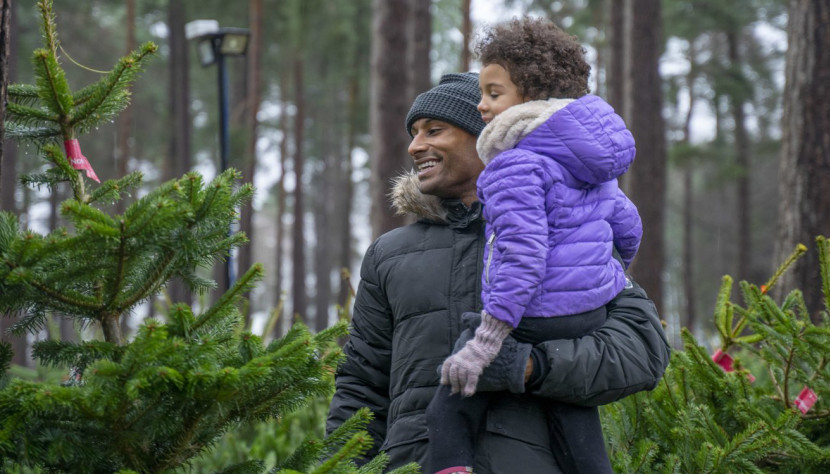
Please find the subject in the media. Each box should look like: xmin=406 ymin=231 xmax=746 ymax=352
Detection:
xmin=476 ymin=95 xmax=642 ymax=327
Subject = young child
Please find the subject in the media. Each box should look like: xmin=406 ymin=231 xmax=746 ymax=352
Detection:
xmin=426 ymin=17 xmax=642 ymax=474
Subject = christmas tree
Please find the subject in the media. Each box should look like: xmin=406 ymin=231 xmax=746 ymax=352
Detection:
xmin=0 ymin=2 xmax=415 ymax=472
xmin=603 ymin=238 xmax=830 ymax=473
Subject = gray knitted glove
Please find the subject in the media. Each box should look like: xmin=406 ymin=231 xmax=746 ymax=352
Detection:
xmin=451 ymin=318 xmax=533 ymax=394
xmin=441 ymin=311 xmax=512 ymax=396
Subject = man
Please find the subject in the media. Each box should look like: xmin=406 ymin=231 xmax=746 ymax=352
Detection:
xmin=327 ymin=73 xmax=670 ymax=473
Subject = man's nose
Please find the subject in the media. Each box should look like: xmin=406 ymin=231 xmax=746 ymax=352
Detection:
xmin=408 ymin=134 xmax=426 ymax=157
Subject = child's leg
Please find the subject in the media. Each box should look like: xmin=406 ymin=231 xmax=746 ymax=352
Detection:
xmin=512 ymin=307 xmax=612 ymax=472
xmin=546 ymin=402 xmax=614 ymax=474
xmin=426 ymin=384 xmax=490 ymax=473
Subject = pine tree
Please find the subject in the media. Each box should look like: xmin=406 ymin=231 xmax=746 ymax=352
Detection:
xmin=0 ymin=2 xmax=414 ymax=472
xmin=603 ymin=238 xmax=830 ymax=473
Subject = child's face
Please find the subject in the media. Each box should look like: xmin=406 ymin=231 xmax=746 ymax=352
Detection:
xmin=477 ymin=63 xmax=525 ymax=124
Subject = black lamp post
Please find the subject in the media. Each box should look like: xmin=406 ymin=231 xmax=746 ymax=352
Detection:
xmin=186 ymin=21 xmax=250 ymax=290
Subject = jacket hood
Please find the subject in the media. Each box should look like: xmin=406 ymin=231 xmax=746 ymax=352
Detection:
xmin=477 ymin=95 xmax=636 ymax=185
xmin=390 ymin=172 xmax=482 ymax=227
xmin=390 ymin=171 xmax=448 ymax=222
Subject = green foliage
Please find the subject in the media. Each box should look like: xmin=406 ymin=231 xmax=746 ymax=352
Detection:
xmin=0 ymin=169 xmax=253 ymax=344
xmin=0 ymin=268 xmax=353 ymax=472
xmin=1 ymin=2 xmax=396 ymax=472
xmin=603 ymin=239 xmax=830 ymax=472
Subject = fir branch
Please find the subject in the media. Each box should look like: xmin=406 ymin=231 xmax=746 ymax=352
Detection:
xmin=763 ymin=243 xmax=808 ymax=295
xmin=32 ymin=48 xmax=72 ymax=120
xmin=6 ymin=101 xmax=59 ymax=123
xmin=70 ymin=43 xmax=158 ymax=136
xmin=7 ymin=83 xmax=40 ymax=102
xmin=4 ymin=123 xmax=62 ymax=141
xmin=193 ymin=264 xmax=264 ymax=333
xmin=817 ymin=236 xmax=830 ymax=315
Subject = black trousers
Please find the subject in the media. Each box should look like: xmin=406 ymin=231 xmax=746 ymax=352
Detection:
xmin=426 ymin=308 xmax=614 ymax=473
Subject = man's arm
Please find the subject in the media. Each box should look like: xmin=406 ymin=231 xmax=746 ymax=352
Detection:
xmin=326 ymin=243 xmax=393 ymax=459
xmin=527 ymin=277 xmax=670 ymax=406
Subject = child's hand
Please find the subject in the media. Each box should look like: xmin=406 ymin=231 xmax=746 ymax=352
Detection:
xmin=441 ymin=340 xmax=493 ymax=396
xmin=441 ymin=311 xmax=512 ymax=396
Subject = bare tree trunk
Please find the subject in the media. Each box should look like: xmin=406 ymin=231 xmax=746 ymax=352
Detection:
xmin=238 ymin=0 xmax=262 ymax=328
xmin=313 ymin=145 xmax=335 ymax=333
xmin=370 ymin=0 xmax=410 ymax=239
xmin=624 ymin=0 xmax=666 ymax=314
xmin=116 ymin=0 xmax=135 ymax=195
xmin=338 ymin=72 xmax=358 ymax=309
xmin=608 ymin=0 xmax=627 ymax=191
xmin=0 ymin=0 xmax=9 ymax=201
xmin=408 ymin=0 xmax=431 ymax=103
xmin=272 ymin=69 xmax=290 ymax=339
xmin=460 ymin=0 xmax=472 ymax=72
xmin=291 ymin=56 xmax=307 ymax=322
xmin=166 ymin=0 xmax=192 ymax=306
xmin=775 ymin=0 xmax=830 ymax=322
xmin=727 ymin=31 xmax=752 ymax=283
xmin=0 ymin=2 xmax=14 ymax=217
xmin=681 ymin=59 xmax=698 ymax=335
xmin=0 ymin=0 xmax=28 ymax=368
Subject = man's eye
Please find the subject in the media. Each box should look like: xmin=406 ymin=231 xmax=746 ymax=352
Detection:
xmin=427 ymin=128 xmax=441 ymax=135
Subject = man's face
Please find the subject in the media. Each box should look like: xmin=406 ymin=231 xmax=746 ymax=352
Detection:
xmin=477 ymin=63 xmax=525 ymax=124
xmin=408 ymin=118 xmax=484 ymax=206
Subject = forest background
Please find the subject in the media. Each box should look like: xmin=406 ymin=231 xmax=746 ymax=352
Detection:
xmin=1 ymin=0 xmax=827 ymax=366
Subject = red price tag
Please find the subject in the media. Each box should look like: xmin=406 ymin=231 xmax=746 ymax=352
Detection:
xmin=794 ymin=387 xmax=818 ymax=414
xmin=64 ymin=139 xmax=100 ymax=183
xmin=712 ymin=349 xmax=755 ymax=382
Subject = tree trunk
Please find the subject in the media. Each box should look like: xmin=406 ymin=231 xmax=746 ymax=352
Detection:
xmin=460 ymin=0 xmax=472 ymax=72
xmin=774 ymin=0 xmax=830 ymax=322
xmin=370 ymin=0 xmax=410 ymax=239
xmin=408 ymin=0 xmax=431 ymax=104
xmin=681 ymin=60 xmax=698 ymax=336
xmin=165 ymin=0 xmax=191 ymax=306
xmin=727 ymin=30 xmax=752 ymax=283
xmin=338 ymin=71 xmax=358 ymax=309
xmin=0 ymin=0 xmax=28 ymax=368
xmin=0 ymin=0 xmax=9 ymax=201
xmin=290 ymin=56 xmax=307 ymax=322
xmin=272 ymin=69 xmax=290 ymax=339
xmin=238 ymin=0 xmax=262 ymax=328
xmin=0 ymin=0 xmax=14 ymax=214
xmin=313 ymin=143 xmax=335 ymax=333
xmin=624 ymin=0 xmax=666 ymax=314
xmin=116 ymin=0 xmax=135 ymax=198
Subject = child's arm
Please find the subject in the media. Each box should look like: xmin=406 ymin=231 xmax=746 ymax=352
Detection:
xmin=478 ymin=151 xmax=550 ymax=326
xmin=608 ymin=188 xmax=642 ymax=268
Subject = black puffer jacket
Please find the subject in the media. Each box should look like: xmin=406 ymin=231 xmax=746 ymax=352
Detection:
xmin=327 ymin=173 xmax=670 ymax=472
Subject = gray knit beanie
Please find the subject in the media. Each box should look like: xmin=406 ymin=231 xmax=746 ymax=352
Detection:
xmin=405 ymin=72 xmax=485 ymax=138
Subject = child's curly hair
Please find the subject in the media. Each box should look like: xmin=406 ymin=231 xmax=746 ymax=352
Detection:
xmin=476 ymin=17 xmax=590 ymax=100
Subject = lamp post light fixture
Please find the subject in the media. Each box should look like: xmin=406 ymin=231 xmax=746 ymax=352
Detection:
xmin=186 ymin=20 xmax=250 ymax=291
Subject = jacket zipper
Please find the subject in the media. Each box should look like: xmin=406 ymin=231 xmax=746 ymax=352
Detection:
xmin=485 ymin=232 xmax=496 ymax=284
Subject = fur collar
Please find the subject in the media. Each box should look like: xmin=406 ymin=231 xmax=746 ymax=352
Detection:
xmin=476 ymin=98 xmax=574 ymax=164
xmin=389 ymin=171 xmax=448 ymax=223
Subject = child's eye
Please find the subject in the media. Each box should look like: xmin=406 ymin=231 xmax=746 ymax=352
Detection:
xmin=489 ymin=93 xmax=500 ymax=99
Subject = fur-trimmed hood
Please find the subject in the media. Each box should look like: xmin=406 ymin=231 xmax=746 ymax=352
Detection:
xmin=389 ymin=171 xmax=448 ymax=222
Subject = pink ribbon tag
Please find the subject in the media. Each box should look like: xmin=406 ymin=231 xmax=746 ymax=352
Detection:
xmin=712 ymin=349 xmax=734 ymax=372
xmin=64 ymin=139 xmax=100 ymax=183
xmin=712 ymin=349 xmax=755 ymax=382
xmin=794 ymin=387 xmax=818 ymax=414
